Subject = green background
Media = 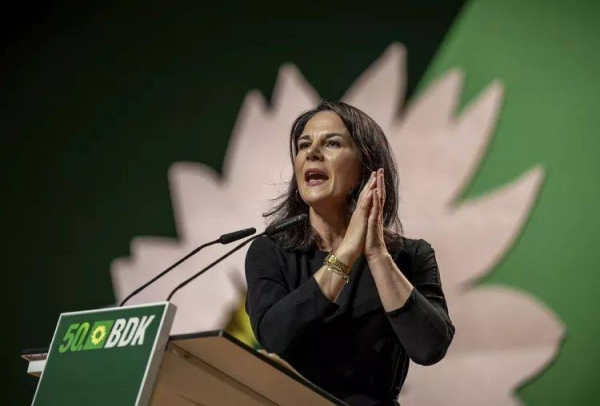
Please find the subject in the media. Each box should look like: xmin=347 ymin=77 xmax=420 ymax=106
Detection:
xmin=2 ymin=0 xmax=599 ymax=404
xmin=33 ymin=304 xmax=166 ymax=405
xmin=418 ymin=1 xmax=600 ymax=403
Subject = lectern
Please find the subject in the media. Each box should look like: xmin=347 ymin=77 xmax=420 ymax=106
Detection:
xmin=22 ymin=302 xmax=345 ymax=405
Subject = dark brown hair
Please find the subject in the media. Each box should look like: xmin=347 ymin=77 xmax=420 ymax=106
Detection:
xmin=264 ymin=100 xmax=403 ymax=252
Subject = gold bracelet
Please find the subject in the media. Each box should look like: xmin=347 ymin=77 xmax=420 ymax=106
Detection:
xmin=326 ymin=266 xmax=349 ymax=284
xmin=324 ymin=251 xmax=352 ymax=276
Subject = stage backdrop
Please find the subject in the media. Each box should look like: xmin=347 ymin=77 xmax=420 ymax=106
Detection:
xmin=3 ymin=0 xmax=599 ymax=405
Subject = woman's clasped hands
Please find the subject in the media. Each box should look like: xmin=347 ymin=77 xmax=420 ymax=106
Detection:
xmin=337 ymin=168 xmax=388 ymax=265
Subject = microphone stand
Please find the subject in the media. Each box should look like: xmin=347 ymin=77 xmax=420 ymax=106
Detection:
xmin=120 ymin=227 xmax=256 ymax=306
xmin=164 ymin=213 xmax=307 ymax=302
xmin=120 ymin=239 xmax=220 ymax=306
xmin=166 ymin=234 xmax=263 ymax=302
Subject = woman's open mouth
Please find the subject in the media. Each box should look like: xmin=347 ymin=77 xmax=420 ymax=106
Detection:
xmin=304 ymin=169 xmax=329 ymax=186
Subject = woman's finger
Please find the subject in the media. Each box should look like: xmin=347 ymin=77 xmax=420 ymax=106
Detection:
xmin=378 ymin=172 xmax=386 ymax=223
xmin=360 ymin=189 xmax=374 ymax=213
xmin=379 ymin=169 xmax=386 ymax=207
xmin=369 ymin=188 xmax=380 ymax=224
xmin=378 ymin=189 xmax=385 ymax=223
xmin=357 ymin=171 xmax=377 ymax=205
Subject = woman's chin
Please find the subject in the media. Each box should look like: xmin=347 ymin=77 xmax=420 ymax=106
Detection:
xmin=302 ymin=191 xmax=327 ymax=204
xmin=303 ymin=193 xmax=343 ymax=210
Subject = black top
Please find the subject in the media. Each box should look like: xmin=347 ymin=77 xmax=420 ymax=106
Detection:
xmin=245 ymin=236 xmax=455 ymax=406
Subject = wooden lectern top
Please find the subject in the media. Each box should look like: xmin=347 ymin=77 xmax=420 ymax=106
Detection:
xmin=152 ymin=330 xmax=346 ymax=406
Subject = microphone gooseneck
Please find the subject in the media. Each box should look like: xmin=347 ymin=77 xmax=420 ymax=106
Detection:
xmin=166 ymin=214 xmax=308 ymax=302
xmin=119 ymin=226 xmax=257 ymax=306
xmin=166 ymin=235 xmax=261 ymax=302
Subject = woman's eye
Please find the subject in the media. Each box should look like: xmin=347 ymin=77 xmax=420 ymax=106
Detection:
xmin=298 ymin=142 xmax=310 ymax=150
xmin=326 ymin=140 xmax=340 ymax=147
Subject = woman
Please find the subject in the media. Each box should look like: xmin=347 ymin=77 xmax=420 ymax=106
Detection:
xmin=245 ymin=101 xmax=454 ymax=406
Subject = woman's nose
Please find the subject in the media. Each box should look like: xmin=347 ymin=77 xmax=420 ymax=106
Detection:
xmin=307 ymin=144 xmax=323 ymax=161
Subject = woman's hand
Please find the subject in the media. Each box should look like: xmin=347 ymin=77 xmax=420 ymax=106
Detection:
xmin=365 ymin=168 xmax=389 ymax=261
xmin=336 ymin=171 xmax=378 ymax=265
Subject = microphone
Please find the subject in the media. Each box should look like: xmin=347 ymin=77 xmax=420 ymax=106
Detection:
xmin=220 ymin=228 xmax=257 ymax=244
xmin=166 ymin=214 xmax=308 ymax=302
xmin=119 ymin=227 xmax=256 ymax=306
xmin=265 ymin=213 xmax=308 ymax=237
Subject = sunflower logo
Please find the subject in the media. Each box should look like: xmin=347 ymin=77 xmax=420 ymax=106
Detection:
xmin=90 ymin=325 xmax=107 ymax=346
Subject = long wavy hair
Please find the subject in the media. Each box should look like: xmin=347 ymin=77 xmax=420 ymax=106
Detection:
xmin=264 ymin=100 xmax=403 ymax=252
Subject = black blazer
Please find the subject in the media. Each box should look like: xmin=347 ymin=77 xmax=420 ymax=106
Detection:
xmin=245 ymin=236 xmax=454 ymax=406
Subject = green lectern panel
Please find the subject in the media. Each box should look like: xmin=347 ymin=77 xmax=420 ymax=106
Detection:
xmin=33 ymin=302 xmax=175 ymax=406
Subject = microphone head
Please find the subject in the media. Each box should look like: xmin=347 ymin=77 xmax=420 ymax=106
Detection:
xmin=265 ymin=213 xmax=308 ymax=237
xmin=219 ymin=227 xmax=257 ymax=244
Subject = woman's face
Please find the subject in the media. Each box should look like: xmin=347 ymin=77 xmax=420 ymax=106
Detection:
xmin=294 ymin=111 xmax=362 ymax=210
